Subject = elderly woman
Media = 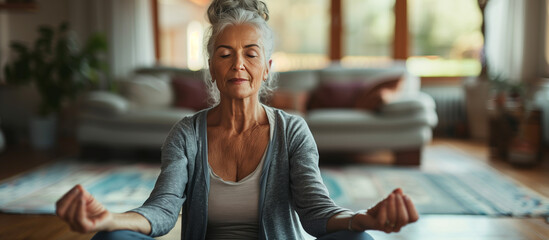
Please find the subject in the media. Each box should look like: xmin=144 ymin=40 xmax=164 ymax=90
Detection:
xmin=56 ymin=0 xmax=418 ymax=239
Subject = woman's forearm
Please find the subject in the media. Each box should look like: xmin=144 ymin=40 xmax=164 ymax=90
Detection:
xmin=326 ymin=212 xmax=354 ymax=233
xmin=106 ymin=212 xmax=151 ymax=235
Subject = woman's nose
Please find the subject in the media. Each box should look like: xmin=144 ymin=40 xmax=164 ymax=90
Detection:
xmin=232 ymin=55 xmax=245 ymax=71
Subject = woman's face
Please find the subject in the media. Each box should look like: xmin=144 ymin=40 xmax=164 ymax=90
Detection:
xmin=209 ymin=24 xmax=270 ymax=101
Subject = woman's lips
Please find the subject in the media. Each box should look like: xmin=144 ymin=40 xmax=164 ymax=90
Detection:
xmin=229 ymin=78 xmax=248 ymax=84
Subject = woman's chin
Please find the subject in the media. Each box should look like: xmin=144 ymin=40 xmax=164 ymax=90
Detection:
xmin=221 ymin=88 xmax=258 ymax=100
xmin=221 ymin=92 xmax=256 ymax=101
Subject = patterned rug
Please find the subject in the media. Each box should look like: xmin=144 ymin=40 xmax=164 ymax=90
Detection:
xmin=0 ymin=161 xmax=160 ymax=214
xmin=322 ymin=146 xmax=549 ymax=217
xmin=0 ymin=146 xmax=548 ymax=217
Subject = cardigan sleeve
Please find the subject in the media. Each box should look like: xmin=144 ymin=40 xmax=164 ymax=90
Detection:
xmin=286 ymin=115 xmax=350 ymax=237
xmin=129 ymin=118 xmax=192 ymax=237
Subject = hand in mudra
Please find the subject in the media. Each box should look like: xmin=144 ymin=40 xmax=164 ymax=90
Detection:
xmin=353 ymin=188 xmax=419 ymax=233
xmin=56 ymin=184 xmax=113 ymax=233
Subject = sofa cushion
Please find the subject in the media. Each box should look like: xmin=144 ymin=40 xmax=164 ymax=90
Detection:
xmin=312 ymin=127 xmax=432 ymax=151
xmin=307 ymin=73 xmax=403 ymax=111
xmin=78 ymin=107 xmax=195 ymax=147
xmin=354 ymin=74 xmax=403 ymax=111
xmin=80 ymin=107 xmax=195 ymax=130
xmin=306 ymin=109 xmax=436 ymax=131
xmin=172 ymin=77 xmax=210 ymax=111
xmin=307 ymin=81 xmax=363 ymax=110
xmin=84 ymin=91 xmax=129 ymax=116
xmin=381 ymin=92 xmax=436 ymax=115
xmin=119 ymin=74 xmax=173 ymax=108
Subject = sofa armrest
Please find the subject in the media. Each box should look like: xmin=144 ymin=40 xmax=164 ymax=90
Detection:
xmin=380 ymin=92 xmax=438 ymax=128
xmin=380 ymin=92 xmax=436 ymax=115
xmin=82 ymin=91 xmax=130 ymax=116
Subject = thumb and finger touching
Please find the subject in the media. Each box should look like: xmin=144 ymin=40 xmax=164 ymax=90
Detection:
xmin=55 ymin=184 xmax=110 ymax=233
xmin=364 ymin=189 xmax=419 ymax=232
xmin=56 ymin=185 xmax=81 ymax=219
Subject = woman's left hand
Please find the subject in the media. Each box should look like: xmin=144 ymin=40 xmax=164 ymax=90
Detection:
xmin=352 ymin=188 xmax=419 ymax=233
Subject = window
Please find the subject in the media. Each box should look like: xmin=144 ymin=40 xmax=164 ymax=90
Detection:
xmin=154 ymin=0 xmax=484 ymax=76
xmin=158 ymin=0 xmax=209 ymax=70
xmin=408 ymin=0 xmax=483 ymax=76
xmin=342 ymin=0 xmax=395 ymax=67
xmin=267 ymin=0 xmax=330 ymax=71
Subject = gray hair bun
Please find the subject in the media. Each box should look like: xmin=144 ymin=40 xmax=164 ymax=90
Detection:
xmin=207 ymin=0 xmax=269 ymax=24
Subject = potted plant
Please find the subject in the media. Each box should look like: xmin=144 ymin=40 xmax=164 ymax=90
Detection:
xmin=487 ymin=75 xmax=542 ymax=166
xmin=3 ymin=21 xmax=107 ymax=149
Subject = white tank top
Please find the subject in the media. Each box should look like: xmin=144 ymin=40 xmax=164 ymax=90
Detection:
xmin=206 ymin=106 xmax=274 ymax=240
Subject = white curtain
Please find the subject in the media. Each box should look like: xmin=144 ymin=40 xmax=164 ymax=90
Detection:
xmin=485 ymin=0 xmax=542 ymax=84
xmin=69 ymin=0 xmax=155 ymax=80
xmin=110 ymin=0 xmax=155 ymax=78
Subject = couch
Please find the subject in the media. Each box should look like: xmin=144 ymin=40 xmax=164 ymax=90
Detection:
xmin=77 ymin=63 xmax=437 ymax=165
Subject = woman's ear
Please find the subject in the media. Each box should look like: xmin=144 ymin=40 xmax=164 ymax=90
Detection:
xmin=264 ymin=59 xmax=272 ymax=81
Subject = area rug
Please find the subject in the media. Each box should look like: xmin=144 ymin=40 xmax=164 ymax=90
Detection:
xmin=0 ymin=146 xmax=548 ymax=217
xmin=322 ymin=146 xmax=549 ymax=217
xmin=0 ymin=161 xmax=160 ymax=214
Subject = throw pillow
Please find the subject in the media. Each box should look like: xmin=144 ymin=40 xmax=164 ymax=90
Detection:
xmin=307 ymin=81 xmax=364 ymax=110
xmin=119 ymin=74 xmax=173 ymax=108
xmin=84 ymin=91 xmax=129 ymax=116
xmin=171 ymin=77 xmax=209 ymax=111
xmin=354 ymin=74 xmax=403 ymax=111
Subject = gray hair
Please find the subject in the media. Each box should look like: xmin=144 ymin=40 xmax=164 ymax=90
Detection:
xmin=203 ymin=1 xmax=277 ymax=106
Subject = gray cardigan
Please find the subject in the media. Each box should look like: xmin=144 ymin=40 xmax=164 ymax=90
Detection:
xmin=131 ymin=107 xmax=349 ymax=239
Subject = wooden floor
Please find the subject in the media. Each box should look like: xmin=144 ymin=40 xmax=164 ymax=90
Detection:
xmin=0 ymin=138 xmax=548 ymax=240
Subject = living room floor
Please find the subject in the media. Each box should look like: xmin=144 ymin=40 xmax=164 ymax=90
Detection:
xmin=0 ymin=138 xmax=548 ymax=240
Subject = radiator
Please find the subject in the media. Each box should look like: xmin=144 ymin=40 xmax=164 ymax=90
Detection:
xmin=421 ymin=86 xmax=467 ymax=137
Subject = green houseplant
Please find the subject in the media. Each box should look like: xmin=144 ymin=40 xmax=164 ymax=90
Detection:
xmin=3 ymin=22 xmax=107 ymax=148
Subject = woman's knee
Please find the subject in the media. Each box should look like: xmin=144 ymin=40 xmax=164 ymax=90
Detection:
xmin=91 ymin=230 xmax=154 ymax=240
xmin=317 ymin=230 xmax=375 ymax=240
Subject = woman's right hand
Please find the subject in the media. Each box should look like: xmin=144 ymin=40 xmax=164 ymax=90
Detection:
xmin=55 ymin=184 xmax=113 ymax=233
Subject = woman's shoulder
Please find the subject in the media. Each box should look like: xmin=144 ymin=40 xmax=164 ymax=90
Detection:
xmin=173 ymin=109 xmax=203 ymax=128
xmin=266 ymin=105 xmax=309 ymax=130
xmin=167 ymin=108 xmax=210 ymax=138
xmin=265 ymin=105 xmax=303 ymax=120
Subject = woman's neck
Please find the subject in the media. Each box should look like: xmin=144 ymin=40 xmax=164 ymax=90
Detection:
xmin=209 ymin=97 xmax=267 ymax=134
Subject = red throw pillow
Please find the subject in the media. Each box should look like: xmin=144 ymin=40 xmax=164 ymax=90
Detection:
xmin=306 ymin=74 xmax=403 ymax=111
xmin=354 ymin=74 xmax=403 ymax=111
xmin=307 ymin=81 xmax=364 ymax=110
xmin=171 ymin=77 xmax=210 ymax=111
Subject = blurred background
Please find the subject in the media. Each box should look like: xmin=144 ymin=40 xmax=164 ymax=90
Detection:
xmin=0 ymin=0 xmax=548 ymax=159
xmin=1 ymin=1 xmax=549 ymax=239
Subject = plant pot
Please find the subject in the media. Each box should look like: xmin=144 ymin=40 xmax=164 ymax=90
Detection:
xmin=30 ymin=114 xmax=57 ymax=150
